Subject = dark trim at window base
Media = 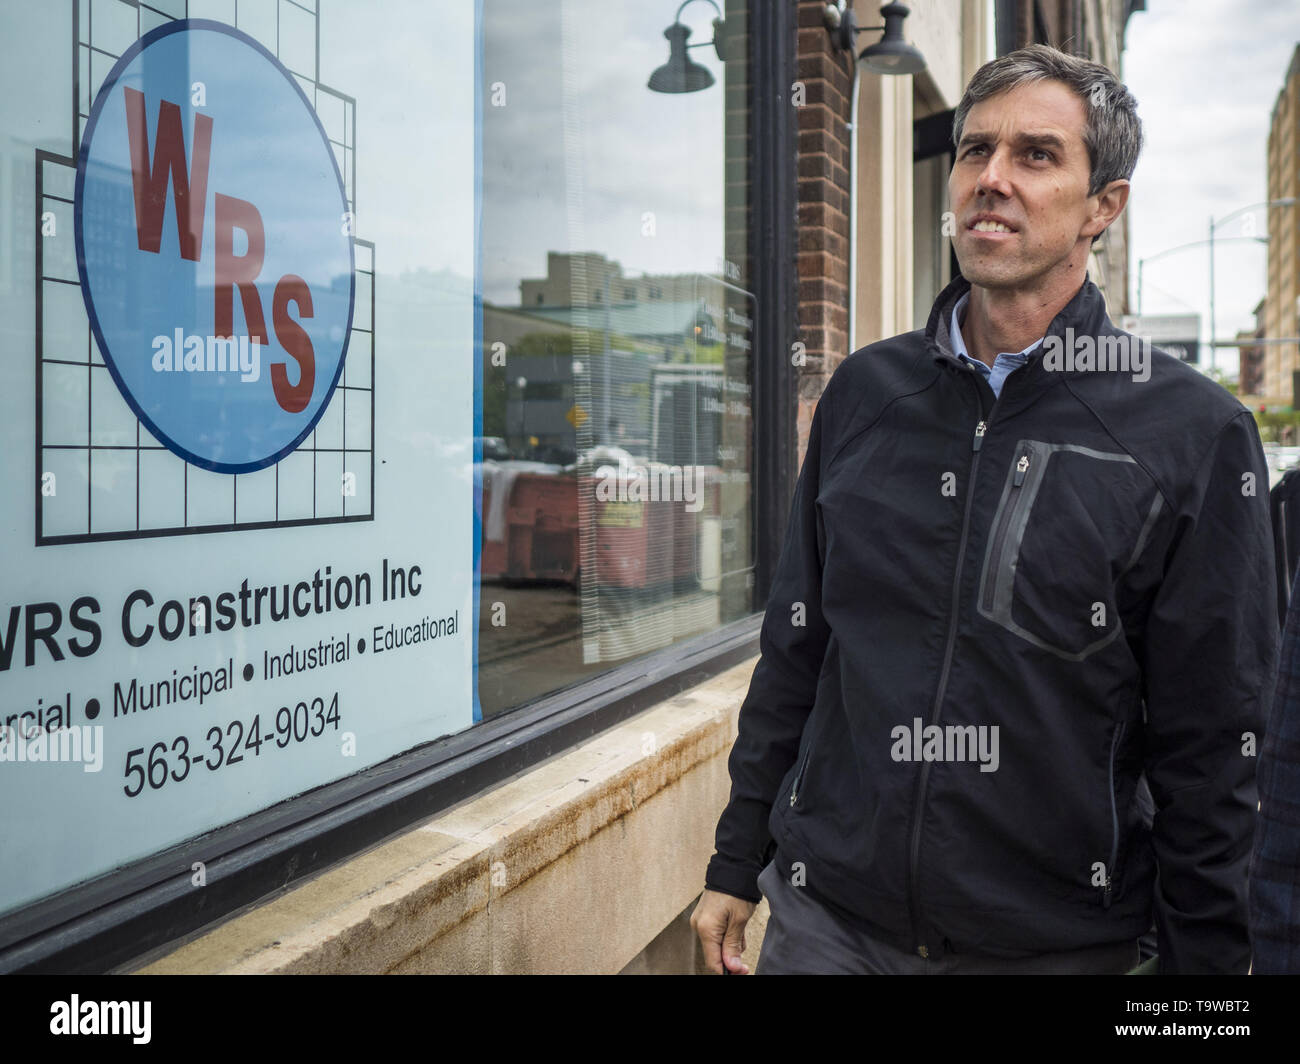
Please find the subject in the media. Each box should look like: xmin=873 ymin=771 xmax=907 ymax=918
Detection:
xmin=0 ymin=616 xmax=762 ymax=974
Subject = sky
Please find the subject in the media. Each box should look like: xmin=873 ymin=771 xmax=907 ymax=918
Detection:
xmin=1122 ymin=0 xmax=1300 ymax=378
xmin=479 ymin=0 xmax=726 ymax=306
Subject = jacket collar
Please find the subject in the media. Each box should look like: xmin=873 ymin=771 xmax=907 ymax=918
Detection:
xmin=925 ymin=270 xmax=1113 ymax=378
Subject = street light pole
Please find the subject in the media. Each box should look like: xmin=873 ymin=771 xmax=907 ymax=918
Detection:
xmin=1208 ymin=198 xmax=1297 ymax=373
xmin=1209 ymin=214 xmax=1215 ymax=372
xmin=1137 ymin=236 xmax=1265 ymax=325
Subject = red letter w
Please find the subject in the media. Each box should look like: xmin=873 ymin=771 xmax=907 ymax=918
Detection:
xmin=123 ymin=87 xmax=213 ymax=261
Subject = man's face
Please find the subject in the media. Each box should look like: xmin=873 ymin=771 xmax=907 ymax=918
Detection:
xmin=949 ymin=79 xmax=1112 ymax=291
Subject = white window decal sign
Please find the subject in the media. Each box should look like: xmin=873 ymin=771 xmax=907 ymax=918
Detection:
xmin=0 ymin=6 xmax=478 ymax=916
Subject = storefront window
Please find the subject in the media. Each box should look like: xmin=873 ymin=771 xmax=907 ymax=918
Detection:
xmin=478 ymin=0 xmax=756 ymax=715
xmin=0 ymin=0 xmax=757 ymax=932
xmin=1 ymin=0 xmax=475 ymax=918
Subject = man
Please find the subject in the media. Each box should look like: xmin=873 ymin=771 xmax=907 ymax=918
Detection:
xmin=690 ymin=44 xmax=1278 ymax=975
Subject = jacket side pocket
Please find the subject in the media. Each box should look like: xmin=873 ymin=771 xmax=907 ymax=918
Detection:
xmin=787 ymin=637 xmax=840 ymax=812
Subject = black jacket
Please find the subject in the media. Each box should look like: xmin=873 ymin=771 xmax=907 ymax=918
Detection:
xmin=705 ymin=272 xmax=1279 ymax=974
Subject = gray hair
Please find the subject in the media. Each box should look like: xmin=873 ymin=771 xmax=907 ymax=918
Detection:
xmin=952 ymin=44 xmax=1142 ymax=243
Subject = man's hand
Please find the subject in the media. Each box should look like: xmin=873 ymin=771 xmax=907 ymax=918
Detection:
xmin=691 ymin=888 xmax=757 ymax=974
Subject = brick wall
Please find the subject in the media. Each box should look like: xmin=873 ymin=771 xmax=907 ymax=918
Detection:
xmin=795 ymin=1 xmax=855 ymax=465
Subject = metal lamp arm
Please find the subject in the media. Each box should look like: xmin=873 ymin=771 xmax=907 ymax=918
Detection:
xmin=672 ymin=0 xmax=725 ymax=60
xmin=1212 ymin=198 xmax=1296 ymax=233
xmin=674 ymin=0 xmax=722 ymax=22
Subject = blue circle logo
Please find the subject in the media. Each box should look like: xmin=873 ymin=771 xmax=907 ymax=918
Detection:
xmin=75 ymin=19 xmax=354 ymax=473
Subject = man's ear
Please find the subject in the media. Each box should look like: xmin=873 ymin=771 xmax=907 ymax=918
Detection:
xmin=1082 ymin=179 xmax=1130 ymax=241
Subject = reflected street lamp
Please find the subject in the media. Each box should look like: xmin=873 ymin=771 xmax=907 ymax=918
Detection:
xmin=648 ymin=0 xmax=725 ymax=94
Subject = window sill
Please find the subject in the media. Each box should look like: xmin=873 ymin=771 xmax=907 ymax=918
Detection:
xmin=130 ymin=655 xmax=761 ymax=974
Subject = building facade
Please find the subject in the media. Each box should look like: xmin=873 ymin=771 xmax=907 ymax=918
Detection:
xmin=1264 ymin=44 xmax=1300 ymax=406
xmin=1240 ymin=298 xmax=1267 ymax=400
xmin=0 ymin=0 xmax=1141 ymax=974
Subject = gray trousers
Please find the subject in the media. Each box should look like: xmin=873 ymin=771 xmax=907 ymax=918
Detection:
xmin=754 ymin=858 xmax=1140 ymax=974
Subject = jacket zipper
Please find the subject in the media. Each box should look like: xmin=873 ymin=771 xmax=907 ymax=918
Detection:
xmin=906 ymin=372 xmax=993 ymax=958
xmin=1102 ymin=719 xmax=1126 ymax=909
xmin=790 ymin=729 xmax=814 ymax=807
xmin=980 ymin=450 xmax=1032 ymax=612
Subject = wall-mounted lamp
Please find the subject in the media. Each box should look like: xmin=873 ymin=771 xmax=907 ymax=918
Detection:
xmin=825 ymin=2 xmax=926 ymax=76
xmin=648 ymin=0 xmax=725 ymax=94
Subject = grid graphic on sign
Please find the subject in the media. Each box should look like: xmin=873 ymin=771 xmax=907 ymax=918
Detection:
xmin=34 ymin=0 xmax=375 ymax=545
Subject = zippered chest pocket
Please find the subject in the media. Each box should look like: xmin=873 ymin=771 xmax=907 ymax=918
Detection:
xmin=976 ymin=439 xmax=1163 ymax=661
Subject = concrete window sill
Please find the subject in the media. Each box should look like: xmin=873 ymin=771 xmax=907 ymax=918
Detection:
xmin=132 ymin=655 xmax=765 ymax=975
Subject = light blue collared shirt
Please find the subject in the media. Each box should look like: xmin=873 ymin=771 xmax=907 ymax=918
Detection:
xmin=949 ymin=292 xmax=1044 ymax=399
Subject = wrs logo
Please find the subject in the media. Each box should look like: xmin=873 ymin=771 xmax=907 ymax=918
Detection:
xmin=74 ymin=19 xmax=354 ymax=473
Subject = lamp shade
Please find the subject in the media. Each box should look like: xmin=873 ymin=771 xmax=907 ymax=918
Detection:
xmin=648 ymin=22 xmax=715 ymax=93
xmin=859 ymin=3 xmax=926 ymax=75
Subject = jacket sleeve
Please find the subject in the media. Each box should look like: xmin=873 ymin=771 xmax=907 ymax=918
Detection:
xmin=703 ymin=381 xmax=834 ymax=903
xmin=1139 ymin=409 xmax=1278 ymax=974
xmin=1249 ymin=564 xmax=1300 ymax=973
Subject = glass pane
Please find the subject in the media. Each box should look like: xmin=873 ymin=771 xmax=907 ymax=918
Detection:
xmin=0 ymin=0 xmax=759 ymax=921
xmin=477 ymin=0 xmax=755 ymax=717
xmin=0 ymin=1 xmax=476 ymax=916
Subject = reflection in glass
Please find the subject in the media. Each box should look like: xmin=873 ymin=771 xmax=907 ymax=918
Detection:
xmin=477 ymin=0 xmax=755 ymax=717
